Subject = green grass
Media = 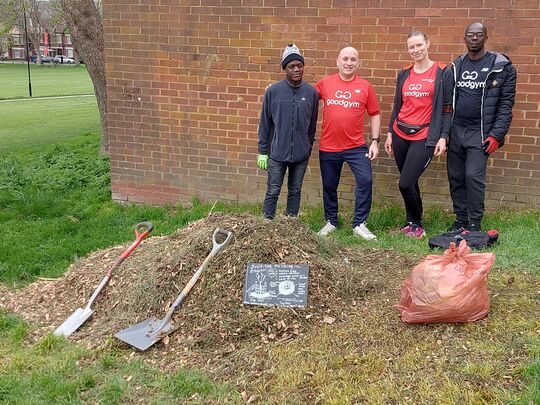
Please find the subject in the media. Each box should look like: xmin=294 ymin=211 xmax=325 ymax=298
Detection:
xmin=0 ymin=311 xmax=237 ymax=404
xmin=0 ymin=64 xmax=94 ymax=99
xmin=1 ymin=134 xmax=537 ymax=287
xmin=302 ymin=203 xmax=540 ymax=273
xmin=518 ymin=358 xmax=540 ymax=404
xmin=0 ymin=134 xmax=259 ymax=285
xmin=0 ymin=96 xmax=101 ymax=151
xmin=0 ymin=61 xmax=100 ymax=153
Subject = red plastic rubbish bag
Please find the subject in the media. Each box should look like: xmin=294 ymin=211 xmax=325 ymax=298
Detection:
xmin=397 ymin=239 xmax=495 ymax=324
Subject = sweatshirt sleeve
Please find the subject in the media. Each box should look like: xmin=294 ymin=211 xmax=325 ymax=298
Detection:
xmin=313 ymin=80 xmax=322 ymax=97
xmin=388 ymin=70 xmax=403 ymax=132
xmin=440 ymin=67 xmax=455 ymax=139
xmin=308 ymin=89 xmax=320 ymax=147
xmin=257 ymin=89 xmax=273 ymax=154
xmin=490 ymin=63 xmax=517 ymax=142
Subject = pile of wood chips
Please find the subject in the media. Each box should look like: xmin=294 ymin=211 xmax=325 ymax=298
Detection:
xmin=0 ymin=213 xmax=392 ymax=372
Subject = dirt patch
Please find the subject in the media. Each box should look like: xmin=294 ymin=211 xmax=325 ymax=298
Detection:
xmin=0 ymin=213 xmax=401 ymax=370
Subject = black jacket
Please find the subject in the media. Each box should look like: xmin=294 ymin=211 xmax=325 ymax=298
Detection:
xmin=258 ymin=79 xmax=319 ymax=163
xmin=451 ymin=52 xmax=517 ymax=146
xmin=388 ymin=62 xmax=454 ymax=147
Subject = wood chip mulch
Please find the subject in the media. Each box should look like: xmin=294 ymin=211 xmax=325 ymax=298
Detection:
xmin=0 ymin=213 xmax=414 ymax=373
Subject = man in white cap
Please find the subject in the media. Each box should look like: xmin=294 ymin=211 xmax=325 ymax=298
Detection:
xmin=257 ymin=44 xmax=319 ymax=220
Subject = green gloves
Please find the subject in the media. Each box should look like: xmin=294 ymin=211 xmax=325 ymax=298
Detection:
xmin=257 ymin=154 xmax=268 ymax=170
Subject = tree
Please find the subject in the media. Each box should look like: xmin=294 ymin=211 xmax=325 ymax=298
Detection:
xmin=0 ymin=0 xmax=34 ymax=61
xmin=1 ymin=0 xmax=108 ymax=153
xmin=58 ymin=0 xmax=108 ymax=153
xmin=23 ymin=0 xmax=45 ymax=62
xmin=0 ymin=14 xmax=14 ymax=60
xmin=3 ymin=0 xmax=53 ymax=63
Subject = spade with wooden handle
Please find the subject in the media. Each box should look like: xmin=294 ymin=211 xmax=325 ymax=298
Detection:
xmin=114 ymin=228 xmax=232 ymax=351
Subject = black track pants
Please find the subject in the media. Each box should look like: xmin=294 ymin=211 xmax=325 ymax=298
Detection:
xmin=392 ymin=134 xmax=434 ymax=224
xmin=447 ymin=123 xmax=489 ymax=226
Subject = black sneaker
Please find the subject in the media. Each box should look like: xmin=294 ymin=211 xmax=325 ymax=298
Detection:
xmin=447 ymin=221 xmax=468 ymax=234
xmin=467 ymin=223 xmax=481 ymax=232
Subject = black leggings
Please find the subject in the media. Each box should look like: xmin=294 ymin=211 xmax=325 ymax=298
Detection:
xmin=392 ymin=133 xmax=434 ymax=224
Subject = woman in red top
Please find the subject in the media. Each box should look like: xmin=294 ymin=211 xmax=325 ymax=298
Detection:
xmin=385 ymin=31 xmax=453 ymax=238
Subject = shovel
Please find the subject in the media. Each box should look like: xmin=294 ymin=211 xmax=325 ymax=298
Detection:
xmin=54 ymin=222 xmax=154 ymax=337
xmin=114 ymin=228 xmax=233 ymax=351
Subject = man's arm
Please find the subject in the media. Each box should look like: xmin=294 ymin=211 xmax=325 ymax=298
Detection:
xmin=489 ymin=63 xmax=517 ymax=142
xmin=368 ymin=113 xmax=381 ymax=160
xmin=257 ymin=90 xmax=273 ymax=155
xmin=440 ymin=67 xmax=454 ymax=140
xmin=308 ymin=90 xmax=320 ymax=147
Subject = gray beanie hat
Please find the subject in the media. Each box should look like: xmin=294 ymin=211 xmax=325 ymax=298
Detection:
xmin=281 ymin=43 xmax=304 ymax=69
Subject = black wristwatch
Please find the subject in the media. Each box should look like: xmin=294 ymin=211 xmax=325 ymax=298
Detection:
xmin=371 ymin=138 xmax=380 ymax=143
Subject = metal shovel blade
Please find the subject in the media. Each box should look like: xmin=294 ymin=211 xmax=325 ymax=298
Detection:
xmin=53 ymin=222 xmax=153 ymax=339
xmin=115 ymin=228 xmax=232 ymax=351
xmin=114 ymin=317 xmax=175 ymax=351
xmin=54 ymin=307 xmax=93 ymax=337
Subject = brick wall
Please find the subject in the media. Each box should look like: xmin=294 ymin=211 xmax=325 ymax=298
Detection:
xmin=103 ymin=0 xmax=540 ymax=210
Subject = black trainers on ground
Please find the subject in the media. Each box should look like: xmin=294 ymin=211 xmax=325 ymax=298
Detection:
xmin=467 ymin=223 xmax=481 ymax=232
xmin=447 ymin=221 xmax=468 ymax=234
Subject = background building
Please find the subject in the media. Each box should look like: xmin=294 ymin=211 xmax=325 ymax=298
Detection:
xmin=1 ymin=0 xmax=74 ymax=61
xmin=2 ymin=26 xmax=74 ymax=60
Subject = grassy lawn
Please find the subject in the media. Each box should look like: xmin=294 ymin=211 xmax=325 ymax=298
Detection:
xmin=0 ymin=63 xmax=100 ymax=152
xmin=0 ymin=97 xmax=100 ymax=151
xmin=0 ymin=134 xmax=261 ymax=285
xmin=0 ymin=65 xmax=538 ymax=402
xmin=0 ymin=63 xmax=94 ymax=99
xmin=0 ymin=311 xmax=237 ymax=404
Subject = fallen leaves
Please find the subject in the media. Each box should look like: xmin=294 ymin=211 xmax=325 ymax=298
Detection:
xmin=241 ymin=391 xmax=257 ymax=403
xmin=322 ymin=316 xmax=336 ymax=324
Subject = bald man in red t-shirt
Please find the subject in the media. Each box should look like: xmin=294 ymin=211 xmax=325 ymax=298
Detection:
xmin=315 ymin=47 xmax=381 ymax=240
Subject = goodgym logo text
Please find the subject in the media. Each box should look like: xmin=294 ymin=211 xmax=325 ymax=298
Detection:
xmin=327 ymin=90 xmax=360 ymax=108
xmin=457 ymin=70 xmax=484 ymax=89
xmin=404 ymin=83 xmax=430 ymax=98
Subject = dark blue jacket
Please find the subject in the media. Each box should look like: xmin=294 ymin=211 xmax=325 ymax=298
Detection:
xmin=451 ymin=52 xmax=517 ymax=147
xmin=258 ymin=79 xmax=319 ymax=163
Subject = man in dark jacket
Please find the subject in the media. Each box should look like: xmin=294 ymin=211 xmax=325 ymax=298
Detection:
xmin=257 ymin=44 xmax=319 ymax=219
xmin=448 ymin=21 xmax=517 ymax=232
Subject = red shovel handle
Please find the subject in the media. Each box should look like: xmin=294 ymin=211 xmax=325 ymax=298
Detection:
xmin=106 ymin=222 xmax=154 ymax=277
xmin=120 ymin=222 xmax=154 ymax=259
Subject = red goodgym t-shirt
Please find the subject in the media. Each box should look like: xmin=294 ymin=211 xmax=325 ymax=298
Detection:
xmin=393 ymin=63 xmax=437 ymax=141
xmin=315 ymin=74 xmax=380 ymax=152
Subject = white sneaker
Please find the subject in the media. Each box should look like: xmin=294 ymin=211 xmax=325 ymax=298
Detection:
xmin=318 ymin=221 xmax=337 ymax=236
xmin=353 ymin=222 xmax=377 ymax=240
